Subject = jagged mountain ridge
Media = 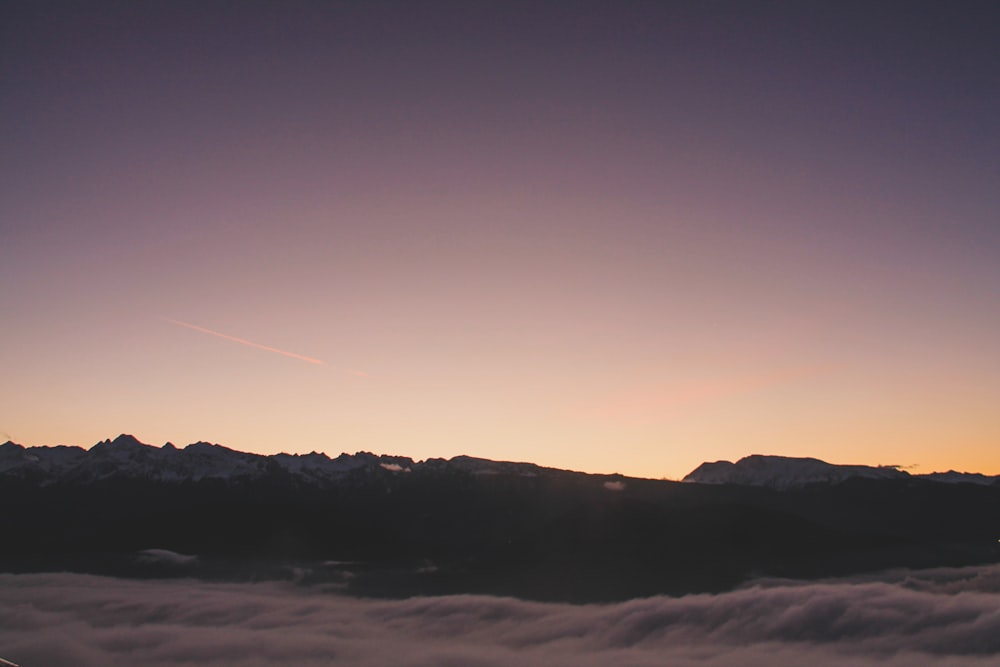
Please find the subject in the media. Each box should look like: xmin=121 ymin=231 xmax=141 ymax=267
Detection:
xmin=3 ymin=435 xmax=1000 ymax=602
xmin=0 ymin=434 xmax=544 ymax=485
xmin=2 ymin=434 xmax=996 ymax=488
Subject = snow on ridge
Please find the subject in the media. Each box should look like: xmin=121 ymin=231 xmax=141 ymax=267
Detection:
xmin=446 ymin=455 xmax=542 ymax=476
xmin=683 ymin=454 xmax=999 ymax=489
xmin=0 ymin=441 xmax=87 ymax=475
xmin=7 ymin=436 xmax=997 ymax=488
xmin=682 ymin=454 xmax=908 ymax=489
xmin=1 ymin=435 xmax=424 ymax=485
xmin=921 ymin=470 xmax=1000 ymax=486
xmin=4 ymin=435 xmax=544 ymax=485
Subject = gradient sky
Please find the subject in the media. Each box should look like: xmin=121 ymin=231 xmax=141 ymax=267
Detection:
xmin=2 ymin=1 xmax=998 ymax=479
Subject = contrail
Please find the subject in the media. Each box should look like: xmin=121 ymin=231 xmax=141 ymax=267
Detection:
xmin=165 ymin=319 xmax=326 ymax=366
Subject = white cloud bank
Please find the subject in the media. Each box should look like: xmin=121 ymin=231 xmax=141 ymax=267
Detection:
xmin=2 ymin=565 xmax=1000 ymax=667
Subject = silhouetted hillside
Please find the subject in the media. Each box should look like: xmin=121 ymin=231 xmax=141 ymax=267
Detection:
xmin=3 ymin=437 xmax=999 ymax=602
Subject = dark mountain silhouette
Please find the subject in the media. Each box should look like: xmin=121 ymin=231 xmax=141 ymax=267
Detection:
xmin=2 ymin=436 xmax=998 ymax=602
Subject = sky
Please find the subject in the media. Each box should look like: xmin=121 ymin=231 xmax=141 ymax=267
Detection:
xmin=2 ymin=1 xmax=998 ymax=479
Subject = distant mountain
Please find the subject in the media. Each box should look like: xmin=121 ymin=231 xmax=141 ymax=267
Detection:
xmin=683 ymin=454 xmax=999 ymax=489
xmin=920 ymin=470 xmax=1000 ymax=486
xmin=3 ymin=435 xmax=999 ymax=602
xmin=4 ymin=435 xmax=995 ymax=489
xmin=0 ymin=434 xmax=542 ymax=486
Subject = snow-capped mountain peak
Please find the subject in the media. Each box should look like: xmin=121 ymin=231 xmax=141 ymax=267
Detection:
xmin=1 ymin=436 xmax=424 ymax=486
xmin=682 ymin=454 xmax=909 ymax=489
xmin=682 ymin=454 xmax=999 ymax=489
xmin=920 ymin=470 xmax=998 ymax=485
xmin=3 ymin=436 xmax=997 ymax=489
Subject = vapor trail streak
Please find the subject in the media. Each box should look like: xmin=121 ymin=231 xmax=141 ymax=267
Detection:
xmin=165 ymin=319 xmax=326 ymax=365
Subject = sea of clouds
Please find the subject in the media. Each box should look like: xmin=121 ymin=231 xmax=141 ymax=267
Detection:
xmin=2 ymin=565 xmax=1000 ymax=666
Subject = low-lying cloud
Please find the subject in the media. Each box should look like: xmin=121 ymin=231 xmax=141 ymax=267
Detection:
xmin=135 ymin=549 xmax=199 ymax=566
xmin=2 ymin=565 xmax=999 ymax=667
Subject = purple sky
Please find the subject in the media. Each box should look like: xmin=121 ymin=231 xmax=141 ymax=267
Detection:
xmin=2 ymin=1 xmax=998 ymax=478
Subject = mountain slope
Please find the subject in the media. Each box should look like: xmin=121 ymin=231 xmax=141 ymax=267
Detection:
xmin=5 ymin=436 xmax=996 ymax=488
xmin=3 ymin=436 xmax=999 ymax=602
xmin=0 ymin=434 xmax=422 ymax=485
xmin=683 ymin=454 xmax=999 ymax=489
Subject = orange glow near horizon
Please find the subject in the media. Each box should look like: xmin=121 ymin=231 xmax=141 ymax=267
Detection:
xmin=584 ymin=364 xmax=835 ymax=422
xmin=2 ymin=3 xmax=998 ymax=481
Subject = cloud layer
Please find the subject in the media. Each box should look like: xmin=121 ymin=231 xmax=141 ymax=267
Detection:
xmin=2 ymin=566 xmax=1000 ymax=667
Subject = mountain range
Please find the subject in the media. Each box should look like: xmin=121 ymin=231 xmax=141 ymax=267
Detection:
xmin=3 ymin=434 xmax=999 ymax=602
xmin=683 ymin=454 xmax=999 ymax=489
xmin=0 ymin=434 xmax=541 ymax=486
xmin=4 ymin=434 xmax=996 ymax=489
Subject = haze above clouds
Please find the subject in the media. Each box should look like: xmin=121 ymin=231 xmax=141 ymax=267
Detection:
xmin=3 ymin=566 xmax=999 ymax=667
